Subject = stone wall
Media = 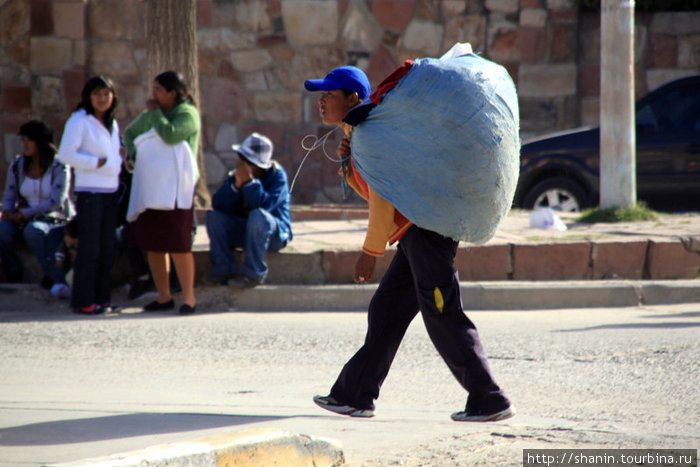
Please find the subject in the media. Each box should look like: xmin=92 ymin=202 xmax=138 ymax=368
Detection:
xmin=1 ymin=0 xmax=699 ymax=204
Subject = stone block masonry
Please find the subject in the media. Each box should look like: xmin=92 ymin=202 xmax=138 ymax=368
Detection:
xmin=0 ymin=0 xmax=699 ymax=204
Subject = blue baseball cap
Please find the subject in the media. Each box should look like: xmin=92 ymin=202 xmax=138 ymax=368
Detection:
xmin=304 ymin=66 xmax=371 ymax=101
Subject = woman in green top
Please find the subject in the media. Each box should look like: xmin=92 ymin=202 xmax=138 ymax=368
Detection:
xmin=122 ymin=71 xmax=200 ymax=315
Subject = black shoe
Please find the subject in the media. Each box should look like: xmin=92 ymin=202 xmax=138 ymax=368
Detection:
xmin=6 ymin=269 xmax=23 ymax=283
xmin=451 ymin=405 xmax=515 ymax=422
xmin=40 ymin=275 xmax=54 ymax=290
xmin=231 ymin=275 xmax=263 ymax=289
xmin=143 ymin=299 xmax=175 ymax=312
xmin=127 ymin=278 xmax=153 ymax=300
xmin=202 ymin=274 xmax=230 ymax=286
xmin=179 ymin=304 xmax=196 ymax=315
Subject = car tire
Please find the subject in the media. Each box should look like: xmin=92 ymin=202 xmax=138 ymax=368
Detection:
xmin=522 ymin=177 xmax=588 ymax=212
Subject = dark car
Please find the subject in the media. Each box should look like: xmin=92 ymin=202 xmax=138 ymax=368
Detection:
xmin=513 ymin=75 xmax=700 ymax=212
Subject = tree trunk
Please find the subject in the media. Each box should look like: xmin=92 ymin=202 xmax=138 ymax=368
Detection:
xmin=147 ymin=0 xmax=210 ymax=208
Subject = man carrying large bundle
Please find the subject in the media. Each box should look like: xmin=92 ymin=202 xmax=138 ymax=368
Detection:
xmin=304 ymin=45 xmax=516 ymax=422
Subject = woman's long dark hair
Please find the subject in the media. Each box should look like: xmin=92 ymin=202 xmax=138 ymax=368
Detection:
xmin=76 ymin=75 xmax=118 ymax=133
xmin=18 ymin=120 xmax=56 ymax=174
xmin=154 ymin=71 xmax=195 ymax=106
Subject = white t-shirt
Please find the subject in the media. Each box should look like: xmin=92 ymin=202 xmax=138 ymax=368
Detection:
xmin=20 ymin=175 xmax=52 ymax=207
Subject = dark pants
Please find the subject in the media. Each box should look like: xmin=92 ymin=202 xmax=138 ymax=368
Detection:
xmin=71 ymin=191 xmax=119 ymax=308
xmin=330 ymin=225 xmax=510 ymax=412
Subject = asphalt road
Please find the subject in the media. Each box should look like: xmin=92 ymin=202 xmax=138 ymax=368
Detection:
xmin=0 ymin=296 xmax=698 ymax=466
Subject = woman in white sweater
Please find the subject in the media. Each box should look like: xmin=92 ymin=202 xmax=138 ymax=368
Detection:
xmin=57 ymin=76 xmax=122 ymax=314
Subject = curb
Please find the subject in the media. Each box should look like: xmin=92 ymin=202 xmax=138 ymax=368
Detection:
xmin=201 ymin=279 xmax=700 ymax=311
xmin=48 ymin=428 xmax=344 ymax=467
xmin=3 ymin=280 xmax=699 ymax=312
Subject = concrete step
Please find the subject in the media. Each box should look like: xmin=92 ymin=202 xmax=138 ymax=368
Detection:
xmin=9 ymin=208 xmax=700 ymax=287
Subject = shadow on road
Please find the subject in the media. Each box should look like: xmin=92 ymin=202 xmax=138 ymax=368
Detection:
xmin=555 ymin=321 xmax=700 ymax=332
xmin=0 ymin=412 xmax=287 ymax=446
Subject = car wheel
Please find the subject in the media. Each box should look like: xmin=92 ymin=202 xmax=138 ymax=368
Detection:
xmin=522 ymin=177 xmax=587 ymax=212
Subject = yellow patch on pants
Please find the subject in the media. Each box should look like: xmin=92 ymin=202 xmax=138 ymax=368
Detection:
xmin=433 ymin=286 xmax=444 ymax=313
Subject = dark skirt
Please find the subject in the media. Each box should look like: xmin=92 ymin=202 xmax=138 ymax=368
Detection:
xmin=129 ymin=208 xmax=193 ymax=253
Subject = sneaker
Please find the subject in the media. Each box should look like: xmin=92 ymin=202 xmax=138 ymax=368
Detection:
xmin=100 ymin=303 xmax=122 ymax=314
xmin=73 ymin=304 xmax=105 ymax=315
xmin=451 ymin=405 xmax=515 ymax=422
xmin=50 ymin=283 xmax=71 ymax=299
xmin=313 ymin=395 xmax=374 ymax=418
xmin=231 ymin=275 xmax=263 ymax=289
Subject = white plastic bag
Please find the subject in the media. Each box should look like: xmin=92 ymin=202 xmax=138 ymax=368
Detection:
xmin=529 ymin=208 xmax=568 ymax=231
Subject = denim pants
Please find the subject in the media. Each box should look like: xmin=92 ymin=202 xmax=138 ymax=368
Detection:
xmin=206 ymin=208 xmax=287 ymax=281
xmin=0 ymin=219 xmax=65 ymax=281
xmin=329 ymin=225 xmax=511 ymax=413
xmin=72 ymin=191 xmax=119 ymax=308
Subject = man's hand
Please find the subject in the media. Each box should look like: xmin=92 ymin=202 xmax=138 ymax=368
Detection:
xmin=354 ymin=252 xmax=376 ymax=283
xmin=234 ymin=161 xmax=254 ymax=188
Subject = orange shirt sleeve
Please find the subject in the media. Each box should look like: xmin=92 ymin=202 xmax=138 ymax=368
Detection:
xmin=340 ymin=123 xmax=411 ymax=256
xmin=362 ymin=188 xmax=395 ymax=256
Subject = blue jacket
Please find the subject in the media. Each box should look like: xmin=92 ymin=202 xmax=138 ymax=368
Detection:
xmin=212 ymin=161 xmax=292 ymax=243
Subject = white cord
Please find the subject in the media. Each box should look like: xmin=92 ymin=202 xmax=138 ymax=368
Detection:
xmin=289 ymin=127 xmax=343 ymax=194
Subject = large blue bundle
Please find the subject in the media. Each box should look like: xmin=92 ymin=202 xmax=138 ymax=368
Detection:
xmin=351 ymin=53 xmax=520 ymax=244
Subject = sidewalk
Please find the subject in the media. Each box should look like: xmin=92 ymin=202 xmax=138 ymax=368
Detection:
xmin=190 ymin=206 xmax=700 ymax=285
xmin=266 ymin=207 xmax=700 ymax=283
xmin=190 ymin=206 xmax=700 ymax=311
xmin=10 ymin=206 xmax=700 ymax=310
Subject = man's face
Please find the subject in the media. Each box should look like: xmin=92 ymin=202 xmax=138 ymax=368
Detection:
xmin=236 ymin=156 xmax=250 ymax=170
xmin=236 ymin=156 xmax=263 ymax=178
xmin=318 ymin=90 xmax=358 ymax=125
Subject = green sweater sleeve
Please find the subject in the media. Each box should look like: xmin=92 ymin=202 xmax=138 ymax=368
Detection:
xmin=122 ymin=103 xmax=201 ymax=158
xmin=154 ymin=103 xmax=200 ymax=154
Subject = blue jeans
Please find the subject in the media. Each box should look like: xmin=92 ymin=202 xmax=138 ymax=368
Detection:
xmin=0 ymin=219 xmax=65 ymax=281
xmin=206 ymin=208 xmax=287 ymax=281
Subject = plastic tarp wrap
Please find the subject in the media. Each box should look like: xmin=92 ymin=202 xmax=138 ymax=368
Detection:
xmin=350 ymin=53 xmax=520 ymax=244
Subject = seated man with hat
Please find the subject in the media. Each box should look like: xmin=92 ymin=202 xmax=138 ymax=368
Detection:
xmin=205 ymin=132 xmax=292 ymax=288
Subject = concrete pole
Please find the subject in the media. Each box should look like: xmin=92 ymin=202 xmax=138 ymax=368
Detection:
xmin=600 ymin=0 xmax=636 ymax=209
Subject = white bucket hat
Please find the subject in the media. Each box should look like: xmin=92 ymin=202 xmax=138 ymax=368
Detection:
xmin=232 ymin=132 xmax=273 ymax=169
